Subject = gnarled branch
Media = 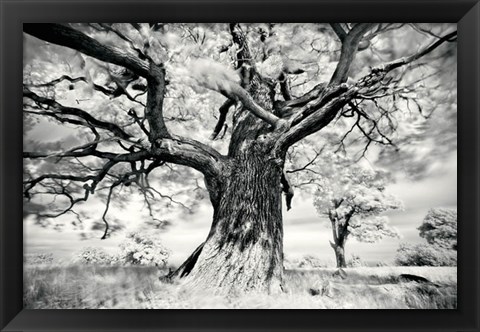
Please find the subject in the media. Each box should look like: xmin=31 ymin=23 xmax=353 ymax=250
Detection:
xmin=274 ymin=28 xmax=456 ymax=155
xmin=24 ymin=24 xmax=151 ymax=78
xmin=329 ymin=23 xmax=375 ymax=86
xmin=24 ymin=87 xmax=132 ymax=140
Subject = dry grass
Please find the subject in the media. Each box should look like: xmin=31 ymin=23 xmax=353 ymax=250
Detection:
xmin=24 ymin=265 xmax=457 ymax=309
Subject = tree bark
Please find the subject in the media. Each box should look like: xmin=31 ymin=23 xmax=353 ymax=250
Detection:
xmin=172 ymin=39 xmax=288 ymax=293
xmin=177 ymin=147 xmax=284 ymax=295
xmin=329 ymin=208 xmax=350 ymax=269
xmin=331 ymin=243 xmax=347 ymax=268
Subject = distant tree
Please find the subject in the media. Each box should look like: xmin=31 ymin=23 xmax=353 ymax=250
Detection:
xmin=395 ymin=208 xmax=457 ymax=266
xmin=118 ymin=231 xmax=169 ymax=267
xmin=395 ymin=243 xmax=456 ymax=266
xmin=418 ymin=208 xmax=457 ymax=250
xmin=313 ymin=153 xmax=402 ymax=268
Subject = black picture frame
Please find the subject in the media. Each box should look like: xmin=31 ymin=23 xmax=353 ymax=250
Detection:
xmin=1 ymin=0 xmax=478 ymax=331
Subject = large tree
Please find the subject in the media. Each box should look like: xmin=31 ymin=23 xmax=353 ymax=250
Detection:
xmin=23 ymin=23 xmax=456 ymax=294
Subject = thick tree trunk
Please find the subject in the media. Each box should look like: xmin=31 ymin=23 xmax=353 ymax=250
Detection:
xmin=174 ymin=28 xmax=286 ymax=294
xmin=176 ymin=148 xmax=284 ymax=295
xmin=331 ymin=243 xmax=347 ymax=268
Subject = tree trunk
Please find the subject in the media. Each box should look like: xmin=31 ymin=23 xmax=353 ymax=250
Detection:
xmin=176 ymin=149 xmax=284 ymax=295
xmin=173 ymin=34 xmax=286 ymax=295
xmin=331 ymin=243 xmax=347 ymax=268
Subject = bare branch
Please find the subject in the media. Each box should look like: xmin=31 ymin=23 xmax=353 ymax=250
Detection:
xmin=281 ymin=172 xmax=294 ymax=211
xmin=274 ymin=86 xmax=356 ymax=155
xmin=230 ymin=23 xmax=253 ymax=68
xmin=211 ymin=99 xmax=235 ymax=140
xmin=24 ymin=24 xmax=151 ymax=78
xmin=329 ymin=23 xmax=376 ymax=86
xmin=330 ymin=23 xmax=372 ymax=52
xmin=279 ymin=73 xmax=293 ymax=101
xmin=330 ymin=23 xmax=347 ymax=43
xmin=287 ymin=148 xmax=323 ymax=175
xmin=25 ymin=75 xmax=87 ymax=88
xmin=152 ymin=137 xmax=224 ymax=179
xmin=145 ymin=63 xmax=170 ymax=141
xmin=24 ymin=87 xmax=132 ymax=140
xmin=379 ymin=30 xmax=457 ymax=73
xmin=220 ymin=83 xmax=281 ymax=127
xmin=274 ymin=28 xmax=456 ymax=155
xmin=90 ymin=23 xmax=151 ymax=61
xmin=100 ymin=183 xmax=117 ymax=239
xmin=127 ymin=108 xmax=150 ymax=136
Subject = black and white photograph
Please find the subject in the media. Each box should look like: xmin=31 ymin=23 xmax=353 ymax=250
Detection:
xmin=22 ymin=23 xmax=457 ymax=309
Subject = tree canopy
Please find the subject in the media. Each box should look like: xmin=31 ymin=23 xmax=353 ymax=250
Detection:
xmin=23 ymin=24 xmax=456 ymax=237
xmin=418 ymin=208 xmax=457 ymax=250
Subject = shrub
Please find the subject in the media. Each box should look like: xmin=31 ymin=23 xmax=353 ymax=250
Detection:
xmin=395 ymin=243 xmax=457 ymax=266
xmin=118 ymin=232 xmax=169 ymax=267
xmin=297 ymin=255 xmax=329 ymax=269
xmin=75 ymin=247 xmax=114 ymax=265
xmin=347 ymin=254 xmax=364 ymax=268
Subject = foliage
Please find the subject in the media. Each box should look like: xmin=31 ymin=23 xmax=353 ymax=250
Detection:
xmin=296 ymin=255 xmax=330 ymax=269
xmin=118 ymin=231 xmax=170 ymax=267
xmin=74 ymin=247 xmax=115 ymax=265
xmin=348 ymin=216 xmax=401 ymax=243
xmin=73 ymin=232 xmax=170 ymax=267
xmin=395 ymin=243 xmax=457 ymax=267
xmin=284 ymin=255 xmax=333 ymax=269
xmin=395 ymin=208 xmax=457 ymax=266
xmin=418 ymin=208 xmax=457 ymax=250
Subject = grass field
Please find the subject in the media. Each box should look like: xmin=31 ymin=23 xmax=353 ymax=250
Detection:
xmin=23 ymin=265 xmax=457 ymax=309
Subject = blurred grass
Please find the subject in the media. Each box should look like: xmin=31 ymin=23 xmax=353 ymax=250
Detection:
xmin=24 ymin=265 xmax=457 ymax=309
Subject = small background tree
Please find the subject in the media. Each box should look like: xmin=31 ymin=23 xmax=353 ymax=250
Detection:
xmin=418 ymin=208 xmax=457 ymax=250
xmin=313 ymin=152 xmax=403 ymax=268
